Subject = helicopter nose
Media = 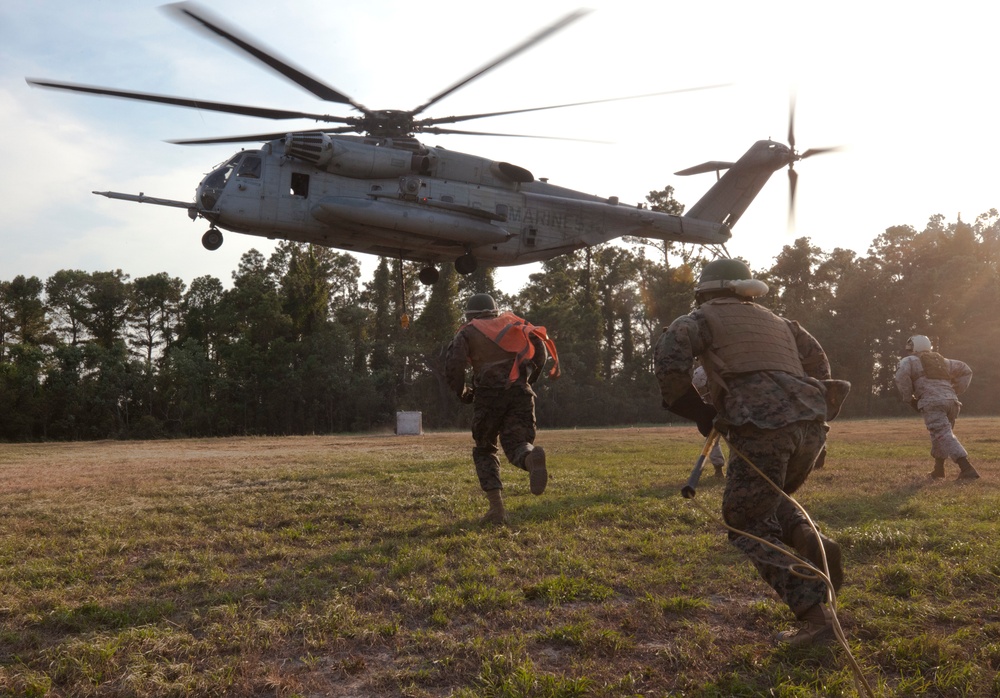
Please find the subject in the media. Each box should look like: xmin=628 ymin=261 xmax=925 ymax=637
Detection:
xmin=196 ymin=176 xmax=223 ymax=210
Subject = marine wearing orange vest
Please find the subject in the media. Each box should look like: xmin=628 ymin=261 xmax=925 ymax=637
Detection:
xmin=445 ymin=294 xmax=559 ymax=525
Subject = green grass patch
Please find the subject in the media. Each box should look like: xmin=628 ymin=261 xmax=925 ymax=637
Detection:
xmin=0 ymin=419 xmax=996 ymax=695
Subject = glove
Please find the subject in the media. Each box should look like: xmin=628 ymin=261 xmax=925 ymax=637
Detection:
xmin=910 ymin=397 xmax=919 ymax=412
xmin=664 ymin=385 xmax=717 ymax=437
xmin=459 ymin=386 xmax=475 ymax=404
xmin=527 ymin=362 xmax=542 ymax=385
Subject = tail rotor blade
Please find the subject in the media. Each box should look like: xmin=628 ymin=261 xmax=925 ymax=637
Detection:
xmin=787 ymin=93 xmax=797 ymax=152
xmin=800 ymin=145 xmax=842 ymax=160
xmin=788 ymin=166 xmax=799 ymax=232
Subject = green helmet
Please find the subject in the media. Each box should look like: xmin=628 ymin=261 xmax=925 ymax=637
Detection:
xmin=694 ymin=258 xmax=768 ymax=301
xmin=697 ymin=258 xmax=751 ymax=288
xmin=465 ymin=293 xmax=498 ymax=317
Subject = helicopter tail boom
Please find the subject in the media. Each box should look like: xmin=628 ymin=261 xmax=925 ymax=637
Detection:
xmin=680 ymin=140 xmax=791 ymax=229
xmin=522 ymin=192 xmax=731 ymax=246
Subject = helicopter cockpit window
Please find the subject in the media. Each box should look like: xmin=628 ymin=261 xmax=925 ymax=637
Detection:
xmin=197 ymin=153 xmax=242 ymax=210
xmin=203 ymin=155 xmax=239 ymax=188
xmin=237 ymin=156 xmax=261 ymax=178
xmin=290 ymin=172 xmax=310 ymax=198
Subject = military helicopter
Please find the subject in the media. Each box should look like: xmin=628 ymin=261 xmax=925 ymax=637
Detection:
xmin=27 ymin=3 xmax=831 ymax=285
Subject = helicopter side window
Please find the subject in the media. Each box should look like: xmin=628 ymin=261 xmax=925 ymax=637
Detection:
xmin=237 ymin=156 xmax=261 ymax=178
xmin=290 ymin=172 xmax=310 ymax=198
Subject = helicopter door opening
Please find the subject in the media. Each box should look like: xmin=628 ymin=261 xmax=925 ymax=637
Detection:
xmin=290 ymin=172 xmax=310 ymax=198
xmin=271 ymin=170 xmax=310 ymax=228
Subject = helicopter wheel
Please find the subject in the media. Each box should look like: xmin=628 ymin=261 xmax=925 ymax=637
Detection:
xmin=454 ymin=253 xmax=477 ymax=275
xmin=418 ymin=265 xmax=440 ymax=285
xmin=202 ymin=228 xmax=224 ymax=251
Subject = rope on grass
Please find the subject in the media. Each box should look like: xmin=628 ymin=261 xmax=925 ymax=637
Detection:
xmin=688 ymin=437 xmax=877 ymax=698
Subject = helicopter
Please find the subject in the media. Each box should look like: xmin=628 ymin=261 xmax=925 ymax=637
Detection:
xmin=26 ymin=3 xmax=831 ymax=286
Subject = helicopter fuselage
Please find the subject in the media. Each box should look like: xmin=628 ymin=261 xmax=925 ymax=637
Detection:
xmin=189 ymin=134 xmax=731 ymax=271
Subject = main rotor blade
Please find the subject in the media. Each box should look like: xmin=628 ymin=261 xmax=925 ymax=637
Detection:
xmin=168 ymin=126 xmax=359 ymax=145
xmin=27 ymin=78 xmax=352 ymax=123
xmin=164 ymin=2 xmax=366 ymax=111
xmin=419 ymin=126 xmax=609 ymax=142
xmin=410 ymin=8 xmax=591 ymax=117
xmin=418 ymin=83 xmax=731 ymax=127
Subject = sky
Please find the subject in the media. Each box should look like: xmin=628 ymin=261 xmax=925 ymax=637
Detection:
xmin=3 ymin=1 xmax=998 ymax=296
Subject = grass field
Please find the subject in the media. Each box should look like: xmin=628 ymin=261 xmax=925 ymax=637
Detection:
xmin=0 ymin=417 xmax=998 ymax=697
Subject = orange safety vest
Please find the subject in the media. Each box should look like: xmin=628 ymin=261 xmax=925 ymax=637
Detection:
xmin=466 ymin=311 xmax=560 ymax=385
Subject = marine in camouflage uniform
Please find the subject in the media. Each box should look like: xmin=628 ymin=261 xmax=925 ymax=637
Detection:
xmin=445 ymin=293 xmax=558 ymax=525
xmin=894 ymin=334 xmax=979 ymax=480
xmin=654 ymin=258 xmax=846 ymax=646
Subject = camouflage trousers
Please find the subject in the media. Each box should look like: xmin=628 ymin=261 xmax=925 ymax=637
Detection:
xmin=722 ymin=419 xmax=829 ymax=617
xmin=470 ymin=383 xmax=537 ymax=491
xmin=921 ymin=401 xmax=967 ymax=461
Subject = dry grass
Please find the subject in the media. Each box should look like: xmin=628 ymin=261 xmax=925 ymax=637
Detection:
xmin=0 ymin=417 xmax=997 ymax=697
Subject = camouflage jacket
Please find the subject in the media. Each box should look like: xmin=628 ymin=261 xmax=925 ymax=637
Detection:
xmin=445 ymin=319 xmax=547 ymax=396
xmin=894 ymin=353 xmax=972 ymax=409
xmin=654 ymin=305 xmax=830 ymax=429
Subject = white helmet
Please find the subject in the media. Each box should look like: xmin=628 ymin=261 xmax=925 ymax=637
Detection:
xmin=906 ymin=335 xmax=932 ymax=353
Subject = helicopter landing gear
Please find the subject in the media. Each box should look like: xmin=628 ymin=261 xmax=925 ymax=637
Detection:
xmin=201 ymin=227 xmax=223 ymax=251
xmin=418 ymin=265 xmax=440 ymax=285
xmin=455 ymin=252 xmax=477 ymax=275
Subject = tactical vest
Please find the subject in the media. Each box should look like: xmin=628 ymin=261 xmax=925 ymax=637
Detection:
xmin=464 ymin=311 xmax=560 ymax=385
xmin=917 ymin=351 xmax=951 ymax=381
xmin=697 ymin=298 xmax=804 ymax=402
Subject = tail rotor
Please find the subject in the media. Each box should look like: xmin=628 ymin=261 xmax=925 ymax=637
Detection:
xmin=785 ymin=93 xmax=841 ymax=231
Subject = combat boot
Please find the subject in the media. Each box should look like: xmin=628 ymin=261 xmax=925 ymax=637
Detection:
xmin=956 ymin=457 xmax=981 ymax=480
xmin=929 ymin=459 xmax=946 ymax=478
xmin=775 ymin=603 xmax=835 ymax=647
xmin=481 ymin=489 xmax=508 ymax=525
xmin=525 ymin=447 xmax=547 ymax=495
xmin=713 ymin=463 xmax=725 ymax=478
xmin=791 ymin=523 xmax=843 ymax=592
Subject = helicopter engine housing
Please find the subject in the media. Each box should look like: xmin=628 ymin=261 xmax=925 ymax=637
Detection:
xmin=285 ymin=133 xmax=426 ymax=179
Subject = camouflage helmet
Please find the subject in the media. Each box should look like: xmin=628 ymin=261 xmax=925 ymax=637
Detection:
xmin=906 ymin=335 xmax=933 ymax=353
xmin=464 ymin=293 xmax=498 ymax=317
xmin=694 ymin=258 xmax=768 ymax=300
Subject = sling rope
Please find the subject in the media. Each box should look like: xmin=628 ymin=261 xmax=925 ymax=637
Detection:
xmin=687 ymin=434 xmax=877 ymax=698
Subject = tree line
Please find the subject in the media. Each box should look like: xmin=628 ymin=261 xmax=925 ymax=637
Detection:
xmin=2 ymin=190 xmax=998 ymax=441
